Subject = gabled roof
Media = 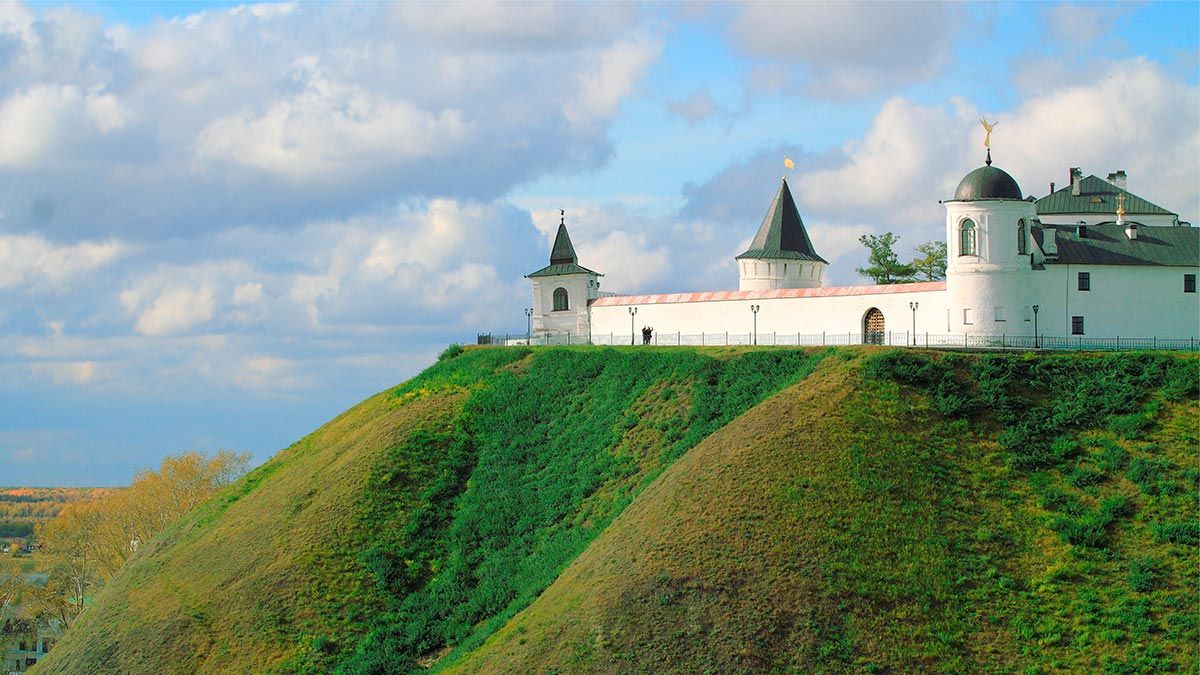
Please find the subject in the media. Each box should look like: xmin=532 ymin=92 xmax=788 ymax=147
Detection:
xmin=1036 ymin=175 xmax=1175 ymax=216
xmin=1034 ymin=223 xmax=1198 ymax=267
xmin=526 ymin=220 xmax=602 ymax=278
xmin=736 ymin=178 xmax=827 ymax=263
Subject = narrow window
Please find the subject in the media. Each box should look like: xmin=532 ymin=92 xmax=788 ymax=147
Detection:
xmin=783 ymin=263 xmax=788 ymax=276
xmin=963 ymin=308 xmax=974 ymax=325
xmin=994 ymin=306 xmax=1006 ymax=322
xmin=552 ymin=287 xmax=569 ymax=311
xmin=1017 ymin=220 xmax=1027 ymax=255
xmin=1071 ymin=316 xmax=1085 ymax=335
xmin=1077 ymin=271 xmax=1090 ymax=291
xmin=1186 ymin=274 xmax=1197 ymax=293
xmin=960 ymin=219 xmax=977 ymax=256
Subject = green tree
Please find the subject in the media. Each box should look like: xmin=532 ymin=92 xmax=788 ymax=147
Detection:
xmin=911 ymin=240 xmax=947 ymax=281
xmin=856 ymin=233 xmax=917 ymax=284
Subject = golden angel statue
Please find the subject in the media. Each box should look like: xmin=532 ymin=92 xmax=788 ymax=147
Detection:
xmin=980 ymin=117 xmax=998 ymax=148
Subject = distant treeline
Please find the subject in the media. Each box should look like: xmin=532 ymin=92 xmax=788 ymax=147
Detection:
xmin=0 ymin=522 xmax=34 ymax=538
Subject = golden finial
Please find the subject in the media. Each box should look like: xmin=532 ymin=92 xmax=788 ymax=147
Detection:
xmin=980 ymin=117 xmax=998 ymax=148
xmin=1116 ymin=193 xmax=1125 ymax=217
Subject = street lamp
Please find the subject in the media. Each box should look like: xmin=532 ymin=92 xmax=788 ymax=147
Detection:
xmin=909 ymin=301 xmax=919 ymax=346
xmin=750 ymin=304 xmax=760 ymax=345
xmin=1032 ymin=305 xmax=1040 ymax=349
xmin=524 ymin=308 xmax=533 ymax=340
xmin=629 ymin=306 xmax=638 ymax=345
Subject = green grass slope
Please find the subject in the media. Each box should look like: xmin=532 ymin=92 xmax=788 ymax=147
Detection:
xmin=455 ymin=350 xmax=1199 ymax=673
xmin=37 ymin=347 xmax=828 ymax=674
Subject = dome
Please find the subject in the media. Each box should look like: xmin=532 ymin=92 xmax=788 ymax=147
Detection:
xmin=953 ymin=164 xmax=1022 ymax=201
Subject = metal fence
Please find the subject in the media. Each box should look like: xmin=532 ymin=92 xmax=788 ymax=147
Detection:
xmin=477 ymin=330 xmax=1200 ymax=352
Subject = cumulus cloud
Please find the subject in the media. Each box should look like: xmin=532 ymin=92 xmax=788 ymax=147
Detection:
xmin=30 ymin=360 xmax=96 ymax=385
xmin=0 ymin=234 xmax=125 ymax=290
xmin=727 ymin=1 xmax=962 ymax=99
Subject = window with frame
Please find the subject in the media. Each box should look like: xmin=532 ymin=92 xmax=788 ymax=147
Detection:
xmin=963 ymin=308 xmax=974 ymax=325
xmin=552 ymin=287 xmax=569 ymax=311
xmin=959 ymin=219 xmax=977 ymax=256
xmin=1186 ymin=274 xmax=1197 ymax=293
xmin=994 ymin=306 xmax=1006 ymax=322
xmin=1071 ymin=315 xmax=1085 ymax=335
xmin=1017 ymin=220 xmax=1027 ymax=255
xmin=1077 ymin=271 xmax=1090 ymax=291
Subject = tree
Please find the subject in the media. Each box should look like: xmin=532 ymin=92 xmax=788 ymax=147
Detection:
xmin=35 ymin=450 xmax=251 ymax=625
xmin=856 ymin=233 xmax=917 ymax=284
xmin=911 ymin=240 xmax=948 ymax=281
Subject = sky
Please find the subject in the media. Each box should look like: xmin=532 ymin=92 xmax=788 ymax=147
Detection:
xmin=1 ymin=1 xmax=1197 ymax=486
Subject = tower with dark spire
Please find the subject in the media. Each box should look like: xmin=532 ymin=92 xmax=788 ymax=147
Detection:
xmin=735 ymin=177 xmax=827 ymax=290
xmin=526 ymin=210 xmax=603 ymax=336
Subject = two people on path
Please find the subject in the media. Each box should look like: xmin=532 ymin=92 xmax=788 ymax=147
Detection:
xmin=641 ymin=326 xmax=654 ymax=345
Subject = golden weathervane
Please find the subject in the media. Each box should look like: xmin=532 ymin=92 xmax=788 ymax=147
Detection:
xmin=980 ymin=117 xmax=998 ymax=148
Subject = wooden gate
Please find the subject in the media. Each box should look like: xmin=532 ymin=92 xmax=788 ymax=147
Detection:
xmin=863 ymin=308 xmax=885 ymax=345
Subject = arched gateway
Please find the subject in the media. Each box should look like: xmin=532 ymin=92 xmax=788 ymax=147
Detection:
xmin=863 ymin=308 xmax=885 ymax=344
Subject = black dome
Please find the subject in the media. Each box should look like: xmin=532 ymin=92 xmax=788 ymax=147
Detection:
xmin=953 ymin=164 xmax=1022 ymax=201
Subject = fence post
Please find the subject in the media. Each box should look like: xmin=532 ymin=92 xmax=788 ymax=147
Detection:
xmin=725 ymin=331 xmax=728 ymax=346
xmin=821 ymin=331 xmax=825 ymax=346
xmin=773 ymin=331 xmax=776 ymax=346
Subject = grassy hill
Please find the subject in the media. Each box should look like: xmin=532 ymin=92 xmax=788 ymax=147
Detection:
xmin=36 ymin=347 xmax=1198 ymax=673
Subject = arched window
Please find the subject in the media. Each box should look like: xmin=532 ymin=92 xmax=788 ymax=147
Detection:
xmin=1017 ymin=219 xmax=1027 ymax=255
xmin=552 ymin=287 xmax=569 ymax=311
xmin=960 ymin=219 xmax=977 ymax=256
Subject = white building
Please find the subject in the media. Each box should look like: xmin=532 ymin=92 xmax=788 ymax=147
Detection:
xmin=526 ymin=155 xmax=1199 ymax=346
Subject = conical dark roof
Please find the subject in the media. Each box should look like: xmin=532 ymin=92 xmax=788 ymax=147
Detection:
xmin=549 ymin=222 xmax=578 ymax=265
xmin=736 ymin=178 xmax=826 ymax=263
xmin=526 ymin=217 xmax=602 ymax=279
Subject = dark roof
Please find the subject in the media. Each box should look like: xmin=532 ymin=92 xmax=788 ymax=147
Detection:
xmin=952 ymin=164 xmax=1023 ymax=201
xmin=1036 ymin=175 xmax=1174 ymax=216
xmin=1036 ymin=223 xmax=1198 ymax=267
xmin=736 ymin=178 xmax=827 ymax=263
xmin=527 ymin=220 xmax=602 ymax=278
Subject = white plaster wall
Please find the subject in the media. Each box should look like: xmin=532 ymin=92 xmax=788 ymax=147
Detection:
xmin=1036 ymin=264 xmax=1200 ymax=338
xmin=737 ymin=259 xmax=826 ymax=291
xmin=531 ymin=274 xmax=595 ymax=335
xmin=945 ymin=200 xmax=1039 ymax=337
xmin=589 ymin=288 xmax=947 ymax=341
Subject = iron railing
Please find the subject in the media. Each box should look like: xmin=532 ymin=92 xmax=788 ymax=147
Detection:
xmin=476 ymin=331 xmax=1200 ymax=352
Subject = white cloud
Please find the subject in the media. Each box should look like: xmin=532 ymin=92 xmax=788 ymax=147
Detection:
xmin=194 ymin=67 xmax=473 ymax=180
xmin=30 ymin=360 xmax=96 ymax=385
xmin=0 ymin=235 xmax=126 ymax=290
xmin=728 ymin=1 xmax=961 ymax=98
xmin=132 ymin=285 xmax=217 ymax=336
xmin=565 ymin=36 xmax=661 ymax=131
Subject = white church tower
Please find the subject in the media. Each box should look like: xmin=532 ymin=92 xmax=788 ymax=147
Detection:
xmin=526 ymin=212 xmax=602 ymax=336
xmin=944 ymin=148 xmax=1038 ymax=335
xmin=736 ymin=177 xmax=828 ymax=290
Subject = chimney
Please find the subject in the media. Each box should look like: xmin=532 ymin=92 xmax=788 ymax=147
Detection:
xmin=1107 ymin=170 xmax=1127 ymax=190
xmin=1076 ymin=221 xmax=1088 ymax=238
xmin=1049 ymin=181 xmax=1055 ymax=194
xmin=1126 ymin=222 xmax=1138 ymax=240
xmin=1070 ymin=168 xmax=1082 ymax=196
xmin=1043 ymin=227 xmax=1058 ymax=257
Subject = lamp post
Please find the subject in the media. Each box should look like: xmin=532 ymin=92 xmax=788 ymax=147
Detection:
xmin=524 ymin=308 xmax=532 ymax=341
xmin=629 ymin=306 xmax=638 ymax=345
xmin=750 ymin=304 xmax=760 ymax=345
xmin=909 ymin=301 xmax=919 ymax=346
xmin=1032 ymin=305 xmax=1040 ymax=349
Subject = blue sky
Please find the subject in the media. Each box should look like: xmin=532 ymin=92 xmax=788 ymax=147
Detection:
xmin=1 ymin=1 xmax=1197 ymax=486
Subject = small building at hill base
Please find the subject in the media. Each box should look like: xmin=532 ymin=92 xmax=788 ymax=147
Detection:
xmin=527 ymin=156 xmax=1199 ymax=345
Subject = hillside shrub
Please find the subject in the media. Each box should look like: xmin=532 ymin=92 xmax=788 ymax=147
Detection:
xmin=1050 ymin=496 xmax=1128 ymax=548
xmin=1096 ymin=440 xmax=1128 ymax=472
xmin=438 ymin=343 xmax=465 ymax=361
xmin=1107 ymin=413 xmax=1149 ymax=439
xmin=1126 ymin=457 xmax=1179 ymax=496
xmin=1127 ymin=557 xmax=1159 ymax=593
xmin=1151 ymin=522 xmax=1199 ymax=546
xmin=343 ymin=347 xmax=827 ymax=672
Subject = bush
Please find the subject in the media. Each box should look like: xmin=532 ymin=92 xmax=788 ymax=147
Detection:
xmin=1107 ymin=414 xmax=1149 ymax=440
xmin=438 ymin=343 xmax=466 ymax=361
xmin=1096 ymin=440 xmax=1128 ymax=472
xmin=1151 ymin=522 xmax=1199 ymax=546
xmin=1067 ymin=466 xmax=1106 ymax=488
xmin=1126 ymin=457 xmax=1179 ymax=496
xmin=1050 ymin=496 xmax=1127 ymax=548
xmin=1127 ymin=557 xmax=1159 ymax=593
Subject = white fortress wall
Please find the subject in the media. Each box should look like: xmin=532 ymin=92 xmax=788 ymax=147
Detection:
xmin=589 ymin=283 xmax=948 ymax=339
